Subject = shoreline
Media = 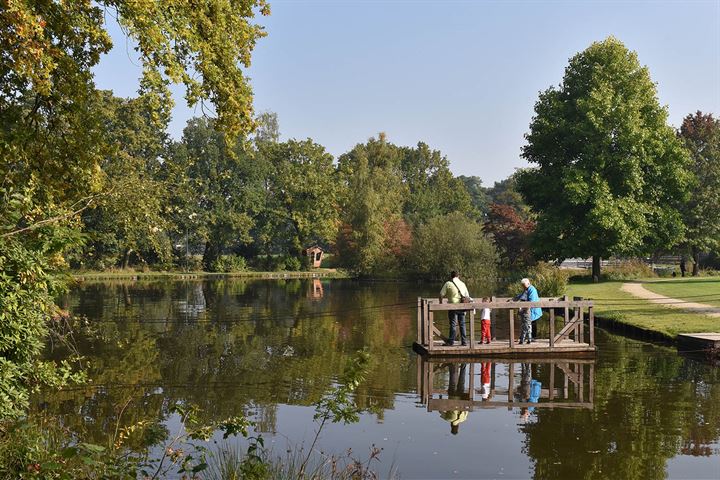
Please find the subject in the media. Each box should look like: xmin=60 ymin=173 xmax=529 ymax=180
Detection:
xmin=71 ymin=269 xmax=352 ymax=281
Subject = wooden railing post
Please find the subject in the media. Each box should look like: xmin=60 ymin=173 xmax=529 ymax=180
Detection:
xmin=417 ymin=298 xmax=422 ymax=345
xmin=549 ymin=309 xmax=555 ymax=348
xmin=469 ymin=308 xmax=475 ymax=349
xmin=589 ymin=306 xmax=595 ymax=347
xmin=579 ymin=308 xmax=585 ymax=344
xmin=509 ymin=309 xmax=515 ymax=348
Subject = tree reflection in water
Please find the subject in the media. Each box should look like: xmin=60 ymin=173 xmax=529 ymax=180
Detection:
xmin=32 ymin=279 xmax=720 ymax=478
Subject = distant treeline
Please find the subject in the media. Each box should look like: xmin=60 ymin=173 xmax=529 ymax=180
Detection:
xmin=71 ymin=100 xmax=526 ymax=279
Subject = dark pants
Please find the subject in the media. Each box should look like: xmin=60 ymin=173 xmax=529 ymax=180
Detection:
xmin=448 ymin=363 xmax=467 ymax=398
xmin=448 ymin=310 xmax=467 ymax=344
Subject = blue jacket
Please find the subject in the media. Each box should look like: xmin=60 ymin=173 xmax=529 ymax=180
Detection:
xmin=515 ymin=285 xmax=543 ymax=321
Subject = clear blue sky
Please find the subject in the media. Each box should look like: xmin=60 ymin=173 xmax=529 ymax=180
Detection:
xmin=94 ymin=0 xmax=720 ymax=184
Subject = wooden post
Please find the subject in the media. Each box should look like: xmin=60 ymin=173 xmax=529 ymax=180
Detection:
xmin=427 ymin=363 xmax=434 ymax=411
xmin=509 ymin=309 xmax=515 ymax=348
xmin=490 ymin=296 xmax=496 ymax=341
xmin=549 ymin=309 xmax=555 ymax=348
xmin=468 ymin=363 xmax=475 ymax=399
xmin=563 ymin=373 xmax=569 ymax=399
xmin=428 ymin=309 xmax=434 ymax=351
xmin=579 ymin=309 xmax=585 ymax=344
xmin=507 ymin=362 xmax=515 ymax=409
xmin=549 ymin=363 xmax=555 ymax=400
xmin=563 ymin=295 xmax=569 ymax=326
xmin=579 ymin=364 xmax=584 ymax=402
xmin=469 ymin=308 xmax=475 ymax=349
xmin=417 ymin=298 xmax=422 ymax=344
xmin=589 ymin=306 xmax=595 ymax=347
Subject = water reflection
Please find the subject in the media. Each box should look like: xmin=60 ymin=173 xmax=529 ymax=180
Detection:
xmin=419 ymin=359 xmax=595 ymax=434
xmin=34 ymin=279 xmax=720 ymax=479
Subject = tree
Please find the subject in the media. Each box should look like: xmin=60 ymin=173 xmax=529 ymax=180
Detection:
xmin=678 ymin=111 xmax=720 ymax=276
xmin=165 ymin=118 xmax=263 ymax=271
xmin=409 ymin=212 xmax=497 ymax=281
xmin=458 ymin=175 xmax=490 ymax=218
xmin=0 ymin=0 xmax=269 ymax=416
xmin=262 ymin=139 xmax=341 ymax=260
xmin=517 ymin=37 xmax=691 ymax=280
xmin=336 ymin=134 xmax=407 ymax=275
xmin=400 ymin=142 xmax=474 ymax=225
xmin=76 ymin=91 xmax=172 ymax=269
xmin=484 ymin=203 xmax=536 ymax=268
xmin=486 ymin=172 xmax=531 ymax=220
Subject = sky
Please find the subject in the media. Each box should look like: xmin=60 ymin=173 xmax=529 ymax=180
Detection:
xmin=93 ymin=0 xmax=720 ymax=184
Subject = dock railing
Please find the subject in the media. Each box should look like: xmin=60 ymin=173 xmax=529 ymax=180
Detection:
xmin=417 ymin=296 xmax=595 ymax=353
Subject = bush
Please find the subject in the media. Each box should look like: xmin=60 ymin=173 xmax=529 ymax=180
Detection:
xmin=603 ymin=260 xmax=655 ymax=280
xmin=527 ymin=262 xmax=569 ymax=296
xmin=210 ymin=255 xmax=247 ymax=273
xmin=408 ymin=212 xmax=498 ymax=281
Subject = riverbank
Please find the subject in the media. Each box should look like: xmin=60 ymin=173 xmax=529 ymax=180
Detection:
xmin=71 ymin=268 xmax=351 ymax=281
xmin=566 ymin=278 xmax=720 ymax=340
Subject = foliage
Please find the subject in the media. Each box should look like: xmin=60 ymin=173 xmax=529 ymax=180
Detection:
xmin=526 ymin=262 xmax=569 ymax=297
xmin=211 ymin=255 xmax=248 ymax=273
xmin=336 ymin=134 xmax=407 ymax=276
xmin=457 ymin=175 xmax=490 ymax=217
xmin=678 ymin=111 xmax=720 ymax=275
xmin=400 ymin=142 xmax=474 ymax=226
xmin=602 ymin=260 xmax=656 ymax=281
xmin=165 ymin=117 xmax=262 ymax=270
xmin=485 ymin=172 xmax=531 ymax=220
xmin=484 ymin=203 xmax=536 ymax=268
xmin=260 ymin=139 xmax=341 ymax=258
xmin=517 ymin=37 xmax=691 ymax=277
xmin=73 ymin=91 xmax=172 ymax=270
xmin=408 ymin=212 xmax=498 ymax=281
xmin=0 ymin=236 xmax=85 ymax=419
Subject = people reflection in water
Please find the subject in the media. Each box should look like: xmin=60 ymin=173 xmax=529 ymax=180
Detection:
xmin=479 ymin=362 xmax=492 ymax=401
xmin=517 ymin=363 xmax=541 ymax=421
xmin=440 ymin=363 xmax=468 ymax=435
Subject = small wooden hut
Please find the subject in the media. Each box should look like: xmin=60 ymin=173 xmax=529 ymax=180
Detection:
xmin=303 ymin=245 xmax=324 ymax=268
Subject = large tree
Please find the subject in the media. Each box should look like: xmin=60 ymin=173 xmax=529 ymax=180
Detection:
xmin=678 ymin=111 xmax=720 ymax=275
xmin=262 ymin=139 xmax=341 ymax=259
xmin=336 ymin=134 xmax=407 ymax=275
xmin=166 ymin=117 xmax=263 ymax=271
xmin=517 ymin=37 xmax=691 ymax=279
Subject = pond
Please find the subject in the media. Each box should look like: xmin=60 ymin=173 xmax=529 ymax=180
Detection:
xmin=36 ymin=278 xmax=720 ymax=479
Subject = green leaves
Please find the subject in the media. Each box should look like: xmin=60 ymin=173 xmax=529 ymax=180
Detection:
xmin=519 ymin=37 xmax=691 ymax=263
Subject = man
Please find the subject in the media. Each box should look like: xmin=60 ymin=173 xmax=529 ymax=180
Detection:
xmin=441 ymin=363 xmax=468 ymax=434
xmin=513 ymin=278 xmax=542 ymax=344
xmin=439 ymin=271 xmax=470 ymax=346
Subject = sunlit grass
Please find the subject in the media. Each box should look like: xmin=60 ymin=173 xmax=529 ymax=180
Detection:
xmin=640 ymin=277 xmax=720 ymax=308
xmin=566 ymin=280 xmax=720 ymax=338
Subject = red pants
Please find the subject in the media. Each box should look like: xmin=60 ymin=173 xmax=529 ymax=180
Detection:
xmin=481 ymin=319 xmax=491 ymax=342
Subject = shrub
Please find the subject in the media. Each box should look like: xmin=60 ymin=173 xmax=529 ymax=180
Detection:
xmin=603 ymin=260 xmax=655 ymax=280
xmin=527 ymin=262 xmax=569 ymax=296
xmin=210 ymin=255 xmax=247 ymax=273
xmin=409 ymin=212 xmax=498 ymax=281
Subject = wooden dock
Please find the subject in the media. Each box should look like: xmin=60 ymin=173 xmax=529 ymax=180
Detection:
xmin=414 ymin=296 xmax=596 ymax=358
xmin=417 ymin=357 xmax=594 ymax=412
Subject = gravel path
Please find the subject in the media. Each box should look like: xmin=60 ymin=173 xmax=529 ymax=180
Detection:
xmin=621 ymin=282 xmax=720 ymax=318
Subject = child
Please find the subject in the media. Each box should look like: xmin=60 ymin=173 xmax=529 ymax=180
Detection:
xmin=480 ymin=297 xmax=492 ymax=344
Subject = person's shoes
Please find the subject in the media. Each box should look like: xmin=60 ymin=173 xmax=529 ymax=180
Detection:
xmin=461 ymin=342 xmax=468 ymax=346
xmin=525 ymin=341 xmax=531 ymax=344
xmin=444 ymin=341 xmax=454 ymax=346
xmin=485 ymin=340 xmax=491 ymax=344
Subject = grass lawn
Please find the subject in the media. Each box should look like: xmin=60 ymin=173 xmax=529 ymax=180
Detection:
xmin=640 ymin=277 xmax=720 ymax=308
xmin=566 ymin=280 xmax=720 ymax=338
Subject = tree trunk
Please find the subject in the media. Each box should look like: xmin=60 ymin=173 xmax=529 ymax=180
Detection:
xmin=122 ymin=248 xmax=133 ymax=269
xmin=692 ymin=247 xmax=700 ymax=276
xmin=202 ymin=240 xmax=221 ymax=271
xmin=592 ymin=256 xmax=601 ymax=282
xmin=679 ymin=256 xmax=686 ymax=277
